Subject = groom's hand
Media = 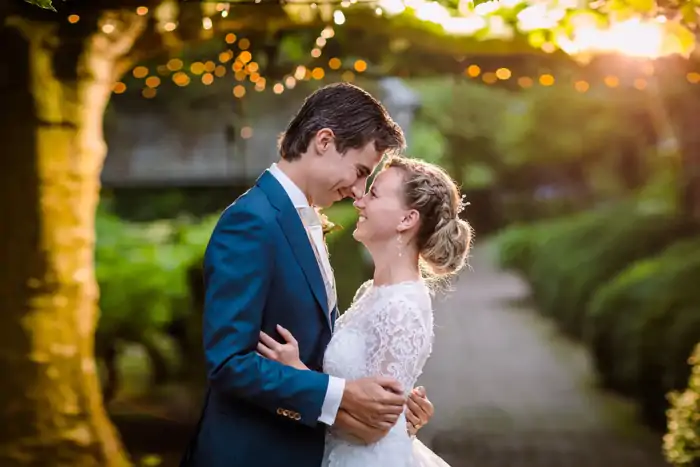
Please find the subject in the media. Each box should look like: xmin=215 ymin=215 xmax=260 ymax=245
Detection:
xmin=339 ymin=376 xmax=405 ymax=430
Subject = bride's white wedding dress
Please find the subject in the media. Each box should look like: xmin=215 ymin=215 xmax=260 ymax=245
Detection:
xmin=322 ymin=280 xmax=451 ymax=467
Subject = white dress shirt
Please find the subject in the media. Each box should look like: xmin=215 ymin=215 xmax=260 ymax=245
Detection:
xmin=269 ymin=163 xmax=345 ymax=426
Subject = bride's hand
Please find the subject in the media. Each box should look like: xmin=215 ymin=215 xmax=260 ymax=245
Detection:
xmin=258 ymin=325 xmax=308 ymax=370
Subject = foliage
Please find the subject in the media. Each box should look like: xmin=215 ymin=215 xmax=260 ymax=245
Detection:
xmin=409 ymin=78 xmax=510 ymax=188
xmin=95 ymin=206 xmax=214 ymax=339
xmin=23 ymin=0 xmax=700 ymax=59
xmin=498 ymin=202 xmax=691 ymax=340
xmin=495 ymin=204 xmax=600 ymax=278
xmin=665 ymin=342 xmax=700 ymax=467
xmin=410 ymin=76 xmax=661 ymax=229
xmin=585 ymin=238 xmax=700 ymax=427
xmin=545 ymin=206 xmax=689 ymax=337
xmin=405 ymin=118 xmax=447 ymax=166
xmin=24 ymin=0 xmax=55 ymax=11
xmin=495 ymin=202 xmax=700 ymax=431
xmin=494 ymin=84 xmax=645 ymax=169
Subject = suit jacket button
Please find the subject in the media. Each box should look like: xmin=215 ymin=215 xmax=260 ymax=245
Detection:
xmin=276 ymin=408 xmax=284 ymax=415
xmin=282 ymin=409 xmax=290 ymax=417
xmin=293 ymin=413 xmax=301 ymax=421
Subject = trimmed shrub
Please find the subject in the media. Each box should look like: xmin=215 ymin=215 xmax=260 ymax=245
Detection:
xmin=526 ymin=206 xmax=690 ymax=338
xmin=585 ymin=238 xmax=700 ymax=428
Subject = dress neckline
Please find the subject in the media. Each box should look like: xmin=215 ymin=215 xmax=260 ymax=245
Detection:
xmin=370 ymin=279 xmax=424 ymax=290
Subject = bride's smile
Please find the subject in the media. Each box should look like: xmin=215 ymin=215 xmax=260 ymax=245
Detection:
xmin=352 ymin=167 xmax=417 ymax=248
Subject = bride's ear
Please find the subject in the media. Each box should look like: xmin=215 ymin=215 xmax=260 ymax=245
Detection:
xmin=397 ymin=209 xmax=419 ymax=233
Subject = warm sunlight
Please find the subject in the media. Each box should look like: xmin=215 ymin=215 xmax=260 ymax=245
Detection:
xmin=377 ymin=0 xmax=672 ymax=58
xmin=561 ymin=17 xmax=666 ymax=58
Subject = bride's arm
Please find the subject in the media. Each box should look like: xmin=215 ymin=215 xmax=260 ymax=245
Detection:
xmin=257 ymin=324 xmax=309 ymax=371
xmin=353 ymin=297 xmax=431 ymax=440
xmin=365 ymin=298 xmax=430 ymax=395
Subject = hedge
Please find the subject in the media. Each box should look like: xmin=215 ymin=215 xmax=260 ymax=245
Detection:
xmin=585 ymin=238 xmax=700 ymax=428
xmin=496 ymin=204 xmax=692 ymax=339
xmin=495 ymin=203 xmax=699 ymax=432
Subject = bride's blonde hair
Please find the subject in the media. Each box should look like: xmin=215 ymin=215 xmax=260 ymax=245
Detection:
xmin=385 ymin=156 xmax=473 ymax=278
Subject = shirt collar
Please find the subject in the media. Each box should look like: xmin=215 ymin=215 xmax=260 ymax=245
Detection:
xmin=268 ymin=163 xmax=309 ymax=209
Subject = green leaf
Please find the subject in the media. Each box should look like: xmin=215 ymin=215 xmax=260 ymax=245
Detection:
xmin=680 ymin=2 xmax=698 ymax=28
xmin=663 ymin=21 xmax=697 ymax=56
xmin=627 ymin=0 xmax=656 ymax=14
xmin=527 ymin=30 xmax=547 ymax=49
xmin=24 ymin=0 xmax=56 ymax=11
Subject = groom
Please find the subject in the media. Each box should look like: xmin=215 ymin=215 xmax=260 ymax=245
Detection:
xmin=181 ymin=83 xmax=434 ymax=467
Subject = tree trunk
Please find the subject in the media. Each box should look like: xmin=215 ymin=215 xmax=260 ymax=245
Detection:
xmin=0 ymin=11 xmax=144 ymax=466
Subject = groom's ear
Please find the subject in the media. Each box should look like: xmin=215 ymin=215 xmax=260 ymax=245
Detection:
xmin=314 ymin=128 xmax=335 ymax=154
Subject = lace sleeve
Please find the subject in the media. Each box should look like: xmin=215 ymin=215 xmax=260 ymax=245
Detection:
xmin=363 ymin=296 xmax=432 ymax=393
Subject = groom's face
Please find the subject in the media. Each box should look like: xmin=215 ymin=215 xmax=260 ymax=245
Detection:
xmin=310 ymin=133 xmax=383 ymax=208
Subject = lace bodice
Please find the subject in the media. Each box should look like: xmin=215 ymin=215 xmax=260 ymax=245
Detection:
xmin=322 ymin=279 xmax=435 ymax=467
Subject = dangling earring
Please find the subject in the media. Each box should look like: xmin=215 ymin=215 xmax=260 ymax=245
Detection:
xmin=396 ymin=232 xmax=404 ymax=257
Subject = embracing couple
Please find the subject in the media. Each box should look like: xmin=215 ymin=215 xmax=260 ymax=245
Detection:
xmin=180 ymin=83 xmax=472 ymax=467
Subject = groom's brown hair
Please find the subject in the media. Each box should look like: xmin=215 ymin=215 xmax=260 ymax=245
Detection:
xmin=278 ymin=83 xmax=405 ymax=161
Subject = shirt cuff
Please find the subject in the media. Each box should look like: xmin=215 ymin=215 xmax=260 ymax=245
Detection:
xmin=318 ymin=376 xmax=345 ymax=426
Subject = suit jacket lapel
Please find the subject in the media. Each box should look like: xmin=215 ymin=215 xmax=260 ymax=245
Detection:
xmin=256 ymin=171 xmax=332 ymax=329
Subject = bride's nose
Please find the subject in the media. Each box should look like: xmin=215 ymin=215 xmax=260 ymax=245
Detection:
xmin=353 ymin=197 xmax=365 ymax=209
xmin=350 ymin=184 xmax=364 ymax=200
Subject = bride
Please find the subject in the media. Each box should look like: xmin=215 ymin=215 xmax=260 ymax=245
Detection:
xmin=257 ymin=156 xmax=472 ymax=466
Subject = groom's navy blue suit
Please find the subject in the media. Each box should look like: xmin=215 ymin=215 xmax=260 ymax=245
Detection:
xmin=181 ymin=171 xmax=338 ymax=467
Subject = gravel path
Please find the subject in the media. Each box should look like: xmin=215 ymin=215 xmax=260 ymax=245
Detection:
xmin=416 ymin=245 xmax=669 ymax=467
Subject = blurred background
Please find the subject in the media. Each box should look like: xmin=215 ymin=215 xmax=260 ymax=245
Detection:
xmin=1 ymin=0 xmax=700 ymax=466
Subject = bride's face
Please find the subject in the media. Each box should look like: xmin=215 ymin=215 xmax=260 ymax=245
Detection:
xmin=352 ymin=167 xmax=408 ymax=245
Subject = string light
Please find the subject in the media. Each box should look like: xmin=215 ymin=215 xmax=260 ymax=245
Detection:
xmin=233 ymin=85 xmax=246 ymax=98
xmin=328 ymin=58 xmax=342 ymax=70
xmin=482 ymin=72 xmax=497 ymax=84
xmin=167 ymin=59 xmax=183 ymax=71
xmin=145 ymin=76 xmax=161 ymax=88
xmin=97 ymin=2 xmax=700 ymax=138
xmin=98 ymin=4 xmax=700 ymax=103
xmin=574 ymin=80 xmax=589 ymax=92
xmin=333 ymin=10 xmax=346 ymax=25
xmin=495 ymin=67 xmax=511 ymax=80
xmin=132 ymin=66 xmax=149 ymax=79
xmin=517 ymin=76 xmax=533 ymax=88
xmin=687 ymin=72 xmax=700 ymax=84
xmin=465 ymin=65 xmax=480 ymax=77
xmin=539 ymin=73 xmax=555 ymax=86
xmin=603 ymin=75 xmax=619 ymax=88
